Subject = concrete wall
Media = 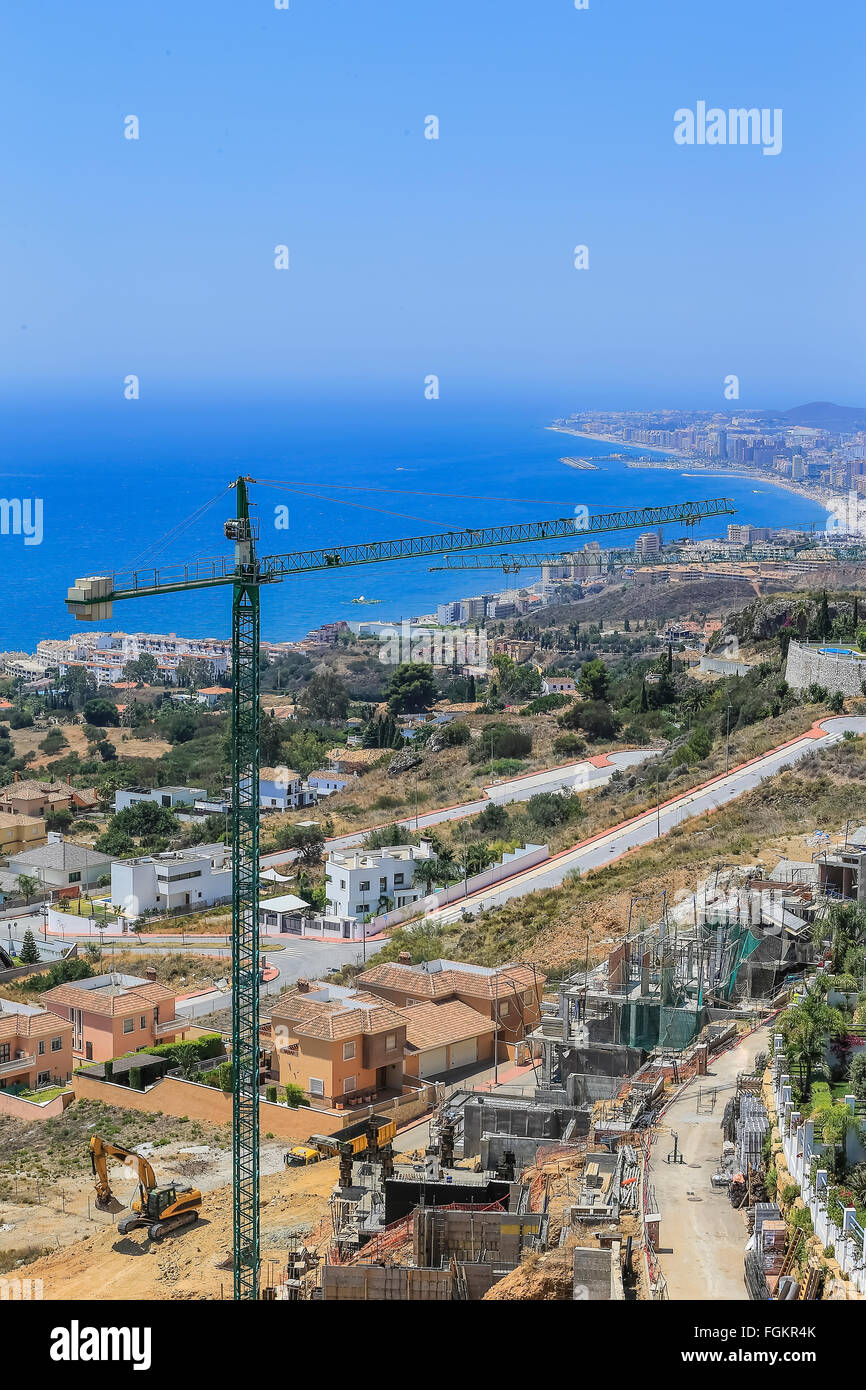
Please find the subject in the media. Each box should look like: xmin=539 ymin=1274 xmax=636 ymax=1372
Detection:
xmin=72 ymin=1070 xmax=344 ymax=1140
xmin=0 ymin=1087 xmax=74 ymax=1121
xmin=573 ymin=1245 xmax=623 ymax=1301
xmin=785 ymin=640 xmax=866 ymax=695
xmin=413 ymin=1208 xmax=541 ymax=1266
xmin=321 ymin=1264 xmax=453 ymax=1301
xmin=699 ymin=654 xmax=754 ymax=678
xmin=368 ymin=843 xmax=549 ymax=934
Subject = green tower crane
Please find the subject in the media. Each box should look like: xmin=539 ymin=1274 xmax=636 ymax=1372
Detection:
xmin=65 ymin=482 xmax=734 ymax=1299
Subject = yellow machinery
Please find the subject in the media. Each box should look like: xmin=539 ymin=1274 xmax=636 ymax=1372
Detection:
xmin=90 ymin=1135 xmax=202 ymax=1239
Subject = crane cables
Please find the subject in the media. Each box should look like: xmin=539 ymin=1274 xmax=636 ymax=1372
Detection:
xmin=126 ymin=484 xmax=234 ymax=571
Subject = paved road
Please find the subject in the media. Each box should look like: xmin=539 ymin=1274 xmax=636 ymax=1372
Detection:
xmin=427 ymin=716 xmax=866 ymax=923
xmin=258 ymin=748 xmax=660 ymax=865
xmin=650 ymin=1024 xmax=771 ymax=1300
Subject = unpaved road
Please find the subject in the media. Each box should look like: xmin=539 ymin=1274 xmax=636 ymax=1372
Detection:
xmin=650 ymin=1024 xmax=771 ymax=1300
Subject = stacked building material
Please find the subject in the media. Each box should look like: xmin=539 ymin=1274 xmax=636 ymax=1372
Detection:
xmin=735 ymin=1095 xmax=769 ymax=1173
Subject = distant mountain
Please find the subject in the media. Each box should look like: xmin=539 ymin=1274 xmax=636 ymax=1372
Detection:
xmin=767 ymin=401 xmax=866 ymax=430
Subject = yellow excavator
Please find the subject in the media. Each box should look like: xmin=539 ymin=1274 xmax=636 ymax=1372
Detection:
xmin=90 ymin=1135 xmax=202 ymax=1240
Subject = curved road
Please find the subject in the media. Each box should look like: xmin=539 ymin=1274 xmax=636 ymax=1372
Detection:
xmin=428 ymin=717 xmax=866 ymax=923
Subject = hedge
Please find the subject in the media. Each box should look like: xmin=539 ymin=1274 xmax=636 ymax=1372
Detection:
xmin=137 ymin=1033 xmax=224 ymax=1068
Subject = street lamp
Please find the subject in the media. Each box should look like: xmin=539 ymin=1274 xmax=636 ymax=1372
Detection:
xmin=725 ymin=704 xmax=732 ymax=775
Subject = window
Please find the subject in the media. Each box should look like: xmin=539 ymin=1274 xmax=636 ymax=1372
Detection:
xmin=1 ymin=1043 xmax=12 ymax=1063
xmin=38 ymin=1040 xmax=45 ymax=1055
xmin=359 ymin=880 xmax=370 ymax=892
xmin=393 ymin=873 xmax=404 ymax=886
xmin=69 ymin=871 xmax=81 ymax=884
xmin=122 ymin=1018 xmax=134 ymax=1034
xmin=343 ymin=1075 xmax=356 ymax=1094
xmin=355 ymin=905 xmax=367 ymax=916
xmin=385 ymin=1034 xmax=397 ymax=1051
xmin=340 ymin=879 xmax=346 ymax=890
xmin=51 ymin=1036 xmax=63 ymax=1052
xmin=379 ymin=877 xmax=387 ymax=891
xmin=37 ymin=1071 xmax=51 ymax=1087
xmin=524 ymin=989 xmax=534 ymax=1004
xmin=140 ymin=1015 xmax=147 ymax=1030
xmin=342 ymin=1041 xmax=356 ymax=1061
xmin=500 ymin=1001 xmax=511 ymax=1017
xmin=308 ymin=1077 xmax=324 ymax=1097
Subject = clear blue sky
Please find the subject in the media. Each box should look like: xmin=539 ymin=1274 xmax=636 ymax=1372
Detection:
xmin=2 ymin=0 xmax=863 ymax=411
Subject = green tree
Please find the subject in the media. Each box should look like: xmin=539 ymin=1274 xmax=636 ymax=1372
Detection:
xmin=15 ymin=874 xmax=40 ymax=904
xmin=559 ymin=699 xmax=619 ymax=742
xmin=385 ymin=663 xmax=437 ymax=715
xmin=18 ymin=928 xmax=40 ymax=963
xmin=299 ymin=672 xmax=350 ymax=722
xmin=82 ymin=698 xmax=121 ymax=727
xmin=578 ymin=658 xmax=609 ymax=702
xmin=122 ymin=653 xmax=160 ymax=685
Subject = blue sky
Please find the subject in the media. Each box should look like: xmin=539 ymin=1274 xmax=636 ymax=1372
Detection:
xmin=2 ymin=0 xmax=863 ymax=411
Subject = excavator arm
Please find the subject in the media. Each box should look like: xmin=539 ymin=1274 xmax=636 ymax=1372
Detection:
xmin=90 ymin=1135 xmax=157 ymax=1211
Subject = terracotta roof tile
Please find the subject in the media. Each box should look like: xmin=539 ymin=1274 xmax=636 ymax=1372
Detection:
xmin=399 ymin=1000 xmax=494 ymax=1052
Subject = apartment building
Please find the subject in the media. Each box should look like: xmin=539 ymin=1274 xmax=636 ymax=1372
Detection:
xmin=356 ymin=958 xmax=545 ymax=1047
xmin=42 ymin=973 xmax=182 ymax=1063
xmin=0 ymin=1007 xmax=74 ymax=1091
xmin=111 ymin=845 xmax=230 ymax=915
xmin=270 ymin=981 xmax=407 ymax=1104
xmin=325 ymin=840 xmax=437 ymax=920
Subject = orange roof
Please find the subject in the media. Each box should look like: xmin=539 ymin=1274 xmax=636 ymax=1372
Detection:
xmin=399 ymin=1000 xmax=494 ymax=1052
xmin=270 ymin=989 xmax=405 ymax=1042
xmin=199 ymin=686 xmax=230 ymax=695
xmin=44 ymin=980 xmax=175 ymax=1018
xmin=0 ymin=1011 xmax=73 ymax=1042
xmin=357 ymin=961 xmax=544 ymax=1002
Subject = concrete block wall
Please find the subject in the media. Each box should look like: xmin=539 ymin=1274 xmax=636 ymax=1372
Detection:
xmin=321 ymin=1264 xmax=453 ymax=1301
xmin=785 ymin=640 xmax=866 ymax=696
xmin=413 ymin=1208 xmax=541 ymax=1267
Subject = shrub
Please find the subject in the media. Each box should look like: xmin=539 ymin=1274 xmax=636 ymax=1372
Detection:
xmin=553 ymin=732 xmax=587 ymax=756
xmin=128 ymin=1067 xmax=142 ymax=1091
xmin=436 ymin=720 xmax=471 ymax=746
xmin=266 ymin=1085 xmax=277 ymax=1103
xmin=139 ymin=1034 xmax=223 ymax=1069
xmin=468 ymin=723 xmax=532 ymax=763
xmin=285 ymin=1083 xmax=310 ymax=1108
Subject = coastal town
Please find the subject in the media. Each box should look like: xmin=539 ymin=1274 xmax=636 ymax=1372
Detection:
xmin=4 ymin=463 xmax=866 ymax=1310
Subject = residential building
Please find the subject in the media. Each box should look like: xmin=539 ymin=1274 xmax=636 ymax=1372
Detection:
xmin=113 ymin=785 xmax=207 ymax=813
xmin=111 ymin=845 xmax=231 ymax=915
xmin=196 ymin=686 xmax=231 ymax=707
xmin=635 ymin=532 xmax=661 ymax=556
xmin=400 ymin=1000 xmax=496 ymax=1079
xmin=42 ymin=973 xmax=184 ymax=1064
xmin=306 ymin=769 xmax=354 ymax=798
xmin=0 ymin=812 xmax=46 ymax=857
xmin=356 ymin=958 xmax=545 ymax=1046
xmin=325 ymin=747 xmax=387 ymax=775
xmin=7 ymin=841 xmax=114 ymax=891
xmin=0 ymin=1007 xmax=74 ymax=1091
xmin=270 ymin=980 xmax=407 ymax=1104
xmin=0 ymin=778 xmax=76 ymax=819
xmin=541 ymin=676 xmax=576 ymax=696
xmin=259 ymin=767 xmax=317 ymax=812
xmin=325 ymin=841 xmax=437 ymax=920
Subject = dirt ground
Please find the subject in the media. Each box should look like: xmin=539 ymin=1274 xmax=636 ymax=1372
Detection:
xmin=12 ymin=722 xmax=171 ymax=770
xmin=20 ymin=1156 xmax=343 ymax=1300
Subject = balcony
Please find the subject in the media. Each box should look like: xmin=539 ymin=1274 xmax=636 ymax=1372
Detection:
xmin=0 ymin=1053 xmax=36 ymax=1077
xmin=153 ymin=1018 xmax=179 ymax=1038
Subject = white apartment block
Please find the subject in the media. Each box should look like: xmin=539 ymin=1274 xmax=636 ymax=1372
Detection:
xmin=111 ymin=845 xmax=231 ymax=916
xmin=325 ymin=840 xmax=437 ymax=920
xmin=35 ymin=630 xmax=229 ymax=687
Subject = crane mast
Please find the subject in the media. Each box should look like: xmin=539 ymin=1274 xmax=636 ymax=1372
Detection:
xmin=65 ymin=482 xmax=736 ymax=1300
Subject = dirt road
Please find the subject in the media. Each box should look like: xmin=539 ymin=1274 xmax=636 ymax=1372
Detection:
xmin=649 ymin=1024 xmax=771 ymax=1301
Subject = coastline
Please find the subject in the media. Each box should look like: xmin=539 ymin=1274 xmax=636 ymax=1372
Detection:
xmin=547 ymin=425 xmax=852 ymax=534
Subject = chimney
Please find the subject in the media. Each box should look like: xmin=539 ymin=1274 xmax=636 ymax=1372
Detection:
xmin=297 ymin=977 xmax=310 ymax=994
xmin=398 ymin=952 xmax=411 ymax=966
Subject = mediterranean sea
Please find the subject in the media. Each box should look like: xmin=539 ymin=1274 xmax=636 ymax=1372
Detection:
xmin=0 ymin=392 xmax=829 ymax=652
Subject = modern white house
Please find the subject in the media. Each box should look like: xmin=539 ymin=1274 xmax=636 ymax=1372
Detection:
xmin=325 ymin=840 xmax=437 ymax=921
xmin=113 ymin=786 xmax=207 ymax=813
xmin=110 ymin=844 xmax=231 ymax=916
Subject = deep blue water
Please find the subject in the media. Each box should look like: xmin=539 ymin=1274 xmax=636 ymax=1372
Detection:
xmin=1 ymin=393 xmax=828 ymax=652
